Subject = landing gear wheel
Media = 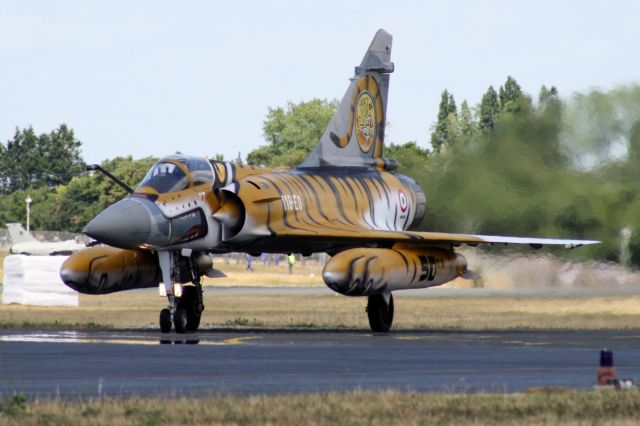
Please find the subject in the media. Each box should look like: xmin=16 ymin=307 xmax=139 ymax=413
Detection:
xmin=367 ymin=293 xmax=394 ymax=332
xmin=177 ymin=285 xmax=204 ymax=332
xmin=160 ymin=308 xmax=172 ymax=333
xmin=174 ymin=308 xmax=188 ymax=334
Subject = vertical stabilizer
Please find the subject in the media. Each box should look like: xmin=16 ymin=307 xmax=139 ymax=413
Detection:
xmin=6 ymin=223 xmax=37 ymax=244
xmin=300 ymin=29 xmax=394 ymax=168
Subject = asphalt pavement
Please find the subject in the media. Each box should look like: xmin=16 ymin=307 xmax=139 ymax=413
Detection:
xmin=2 ymin=328 xmax=639 ymax=398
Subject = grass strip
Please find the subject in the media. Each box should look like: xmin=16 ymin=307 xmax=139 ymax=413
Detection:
xmin=1 ymin=389 xmax=640 ymax=425
xmin=3 ymin=294 xmax=640 ymax=330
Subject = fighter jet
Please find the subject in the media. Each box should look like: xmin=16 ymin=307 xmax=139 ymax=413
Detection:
xmin=60 ymin=30 xmax=598 ymax=333
xmin=7 ymin=223 xmax=85 ymax=256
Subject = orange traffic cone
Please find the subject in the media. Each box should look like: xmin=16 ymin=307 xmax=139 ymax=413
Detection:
xmin=597 ymin=349 xmax=616 ymax=386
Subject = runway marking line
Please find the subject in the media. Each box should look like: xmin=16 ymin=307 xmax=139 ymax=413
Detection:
xmin=0 ymin=333 xmax=261 ymax=346
xmin=393 ymin=334 xmax=501 ymax=342
xmin=221 ymin=336 xmax=260 ymax=345
xmin=502 ymin=340 xmax=550 ymax=346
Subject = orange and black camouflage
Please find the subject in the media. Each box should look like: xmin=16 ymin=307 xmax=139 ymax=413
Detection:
xmin=60 ymin=30 xmax=598 ymax=333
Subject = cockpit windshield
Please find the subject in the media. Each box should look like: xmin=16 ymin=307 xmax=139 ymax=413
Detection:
xmin=186 ymin=158 xmax=214 ymax=186
xmin=137 ymin=162 xmax=189 ymax=194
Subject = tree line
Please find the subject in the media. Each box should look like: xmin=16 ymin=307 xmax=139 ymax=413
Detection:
xmin=3 ymin=78 xmax=640 ymax=267
xmin=0 ymin=126 xmax=156 ymax=233
xmin=245 ymin=77 xmax=640 ymax=266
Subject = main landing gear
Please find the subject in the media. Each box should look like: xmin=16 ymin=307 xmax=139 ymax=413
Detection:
xmin=367 ymin=293 xmax=394 ymax=332
xmin=158 ymin=251 xmax=205 ymax=334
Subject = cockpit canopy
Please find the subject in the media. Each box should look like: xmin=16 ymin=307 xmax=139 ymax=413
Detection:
xmin=136 ymin=154 xmax=214 ymax=194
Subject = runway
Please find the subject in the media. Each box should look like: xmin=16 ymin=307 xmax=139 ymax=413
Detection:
xmin=2 ymin=328 xmax=640 ymax=398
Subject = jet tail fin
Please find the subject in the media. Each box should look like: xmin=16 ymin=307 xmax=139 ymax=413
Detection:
xmin=6 ymin=223 xmax=37 ymax=244
xmin=300 ymin=29 xmax=394 ymax=169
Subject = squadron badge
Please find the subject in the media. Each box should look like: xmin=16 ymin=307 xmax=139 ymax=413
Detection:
xmin=355 ymin=91 xmax=376 ymax=153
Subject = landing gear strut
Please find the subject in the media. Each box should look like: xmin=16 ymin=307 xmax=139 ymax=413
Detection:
xmin=367 ymin=293 xmax=394 ymax=332
xmin=157 ymin=250 xmax=205 ymax=334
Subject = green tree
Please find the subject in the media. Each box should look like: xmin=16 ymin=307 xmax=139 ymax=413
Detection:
xmin=247 ymin=99 xmax=338 ymax=167
xmin=0 ymin=127 xmax=39 ymax=193
xmin=53 ymin=175 xmax=101 ymax=232
xmin=447 ymin=93 xmax=457 ymax=115
xmin=498 ymin=76 xmax=524 ymax=113
xmin=411 ymin=82 xmax=640 ymax=265
xmin=0 ymin=124 xmax=84 ymax=193
xmin=430 ymin=90 xmax=459 ymax=153
xmin=478 ymin=86 xmax=500 ymax=131
xmin=538 ymin=85 xmax=558 ymax=108
xmin=0 ymin=186 xmax=56 ymax=230
xmin=385 ymin=141 xmax=430 ymax=169
xmin=459 ymin=100 xmax=476 ymax=138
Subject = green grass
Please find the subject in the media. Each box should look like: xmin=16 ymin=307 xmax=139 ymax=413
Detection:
xmin=2 ymin=389 xmax=640 ymax=425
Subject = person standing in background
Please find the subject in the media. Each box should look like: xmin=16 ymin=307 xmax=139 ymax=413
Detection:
xmin=287 ymin=253 xmax=296 ymax=274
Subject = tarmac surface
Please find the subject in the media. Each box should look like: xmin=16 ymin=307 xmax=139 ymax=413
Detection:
xmin=2 ymin=328 xmax=640 ymax=398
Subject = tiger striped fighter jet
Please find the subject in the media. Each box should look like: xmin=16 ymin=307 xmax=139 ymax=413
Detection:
xmin=60 ymin=30 xmax=598 ymax=333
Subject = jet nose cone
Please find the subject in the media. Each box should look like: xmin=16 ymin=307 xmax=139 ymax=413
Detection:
xmin=84 ymin=198 xmax=152 ymax=249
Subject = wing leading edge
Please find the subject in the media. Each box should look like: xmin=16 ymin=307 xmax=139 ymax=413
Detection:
xmin=407 ymin=231 xmax=599 ymax=249
xmin=270 ymin=226 xmax=599 ymax=249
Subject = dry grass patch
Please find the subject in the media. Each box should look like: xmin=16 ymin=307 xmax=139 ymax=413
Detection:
xmin=3 ymin=292 xmax=640 ymax=330
xmin=2 ymin=389 xmax=640 ymax=425
xmin=204 ymin=260 xmax=324 ymax=287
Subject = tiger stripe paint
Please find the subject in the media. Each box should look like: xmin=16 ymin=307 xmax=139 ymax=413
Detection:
xmin=322 ymin=247 xmax=467 ymax=296
xmin=217 ymin=167 xmax=422 ymax=247
xmin=330 ymin=75 xmax=385 ymax=158
xmin=67 ymin=29 xmax=597 ymax=335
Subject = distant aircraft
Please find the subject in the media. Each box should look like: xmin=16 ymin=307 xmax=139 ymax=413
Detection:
xmin=60 ymin=30 xmax=598 ymax=333
xmin=7 ymin=223 xmax=86 ymax=256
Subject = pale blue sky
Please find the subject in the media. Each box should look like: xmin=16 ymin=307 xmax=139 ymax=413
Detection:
xmin=1 ymin=1 xmax=638 ymax=163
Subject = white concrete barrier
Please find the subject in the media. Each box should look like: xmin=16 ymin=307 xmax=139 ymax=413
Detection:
xmin=2 ymin=255 xmax=78 ymax=307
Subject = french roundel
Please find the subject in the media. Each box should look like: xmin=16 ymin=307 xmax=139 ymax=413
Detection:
xmin=398 ymin=190 xmax=408 ymax=213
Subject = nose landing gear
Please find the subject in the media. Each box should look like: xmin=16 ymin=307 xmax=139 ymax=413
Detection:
xmin=159 ymin=282 xmax=205 ymax=334
xmin=157 ymin=250 xmax=205 ymax=334
xmin=177 ymin=284 xmax=204 ymax=332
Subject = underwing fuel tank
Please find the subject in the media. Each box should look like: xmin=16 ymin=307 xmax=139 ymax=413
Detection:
xmin=60 ymin=246 xmax=162 ymax=294
xmin=322 ymin=247 xmax=467 ymax=296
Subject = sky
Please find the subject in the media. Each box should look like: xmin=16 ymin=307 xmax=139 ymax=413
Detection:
xmin=1 ymin=0 xmax=639 ymax=164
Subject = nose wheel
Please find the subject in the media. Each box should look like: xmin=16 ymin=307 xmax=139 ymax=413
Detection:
xmin=159 ymin=284 xmax=204 ymax=334
xmin=177 ymin=285 xmax=204 ymax=332
xmin=173 ymin=308 xmax=188 ymax=333
xmin=160 ymin=308 xmax=172 ymax=333
xmin=159 ymin=306 xmax=190 ymax=334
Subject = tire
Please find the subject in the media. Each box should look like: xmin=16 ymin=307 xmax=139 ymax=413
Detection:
xmin=367 ymin=293 xmax=394 ymax=332
xmin=174 ymin=308 xmax=188 ymax=334
xmin=177 ymin=286 xmax=203 ymax=332
xmin=160 ymin=308 xmax=172 ymax=333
